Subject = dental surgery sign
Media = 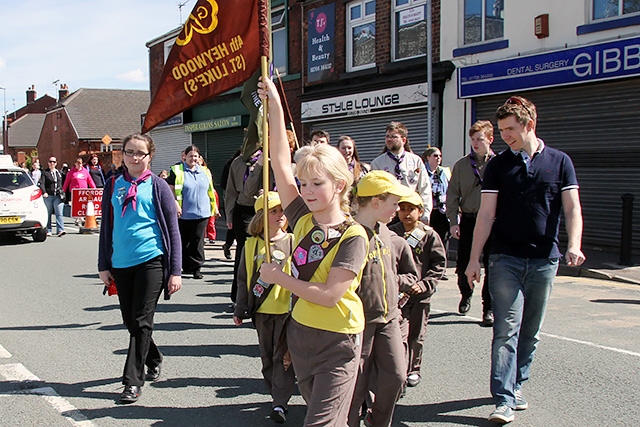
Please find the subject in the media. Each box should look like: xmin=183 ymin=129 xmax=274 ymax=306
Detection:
xmin=458 ymin=36 xmax=640 ymax=98
xmin=307 ymin=4 xmax=335 ymax=83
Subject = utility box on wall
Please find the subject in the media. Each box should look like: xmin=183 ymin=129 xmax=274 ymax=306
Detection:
xmin=535 ymin=14 xmax=549 ymax=38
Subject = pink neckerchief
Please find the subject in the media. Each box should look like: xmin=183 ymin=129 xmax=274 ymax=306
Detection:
xmin=121 ymin=169 xmax=153 ymax=217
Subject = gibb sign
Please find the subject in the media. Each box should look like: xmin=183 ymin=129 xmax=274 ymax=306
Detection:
xmin=458 ymin=36 xmax=640 ymax=98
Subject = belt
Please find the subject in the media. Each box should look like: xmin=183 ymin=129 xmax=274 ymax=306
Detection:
xmin=461 ymin=212 xmax=477 ymax=218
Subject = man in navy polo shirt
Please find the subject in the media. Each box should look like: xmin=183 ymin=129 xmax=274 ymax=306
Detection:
xmin=466 ymin=96 xmax=585 ymax=424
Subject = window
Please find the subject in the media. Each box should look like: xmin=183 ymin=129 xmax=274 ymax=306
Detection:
xmin=347 ymin=0 xmax=376 ymax=71
xmin=101 ymin=143 xmax=122 ymax=152
xmin=272 ymin=6 xmax=288 ymax=76
xmin=464 ymin=0 xmax=504 ymax=45
xmin=593 ymin=0 xmax=640 ymax=19
xmin=393 ymin=0 xmax=427 ymax=61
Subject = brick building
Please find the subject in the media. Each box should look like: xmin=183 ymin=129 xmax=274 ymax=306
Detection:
xmin=3 ymin=86 xmax=56 ymax=164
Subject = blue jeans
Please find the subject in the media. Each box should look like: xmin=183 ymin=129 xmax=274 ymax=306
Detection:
xmin=489 ymin=254 xmax=559 ymax=408
xmin=44 ymin=195 xmax=64 ymax=233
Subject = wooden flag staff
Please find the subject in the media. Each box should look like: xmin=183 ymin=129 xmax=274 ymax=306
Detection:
xmin=261 ymin=55 xmax=271 ymax=263
xmin=275 ymin=68 xmax=299 ymax=150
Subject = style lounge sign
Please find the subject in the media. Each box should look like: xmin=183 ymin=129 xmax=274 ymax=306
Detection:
xmin=301 ymin=83 xmax=428 ymax=122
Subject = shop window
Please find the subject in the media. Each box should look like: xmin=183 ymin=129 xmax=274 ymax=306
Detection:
xmin=347 ymin=0 xmax=376 ymax=72
xmin=593 ymin=0 xmax=640 ymax=19
xmin=464 ymin=0 xmax=504 ymax=45
xmin=101 ymin=143 xmax=122 ymax=152
xmin=272 ymin=5 xmax=288 ymax=76
xmin=392 ymin=0 xmax=427 ymax=61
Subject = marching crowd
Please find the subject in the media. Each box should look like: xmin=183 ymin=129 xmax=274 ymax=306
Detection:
xmin=95 ymin=77 xmax=585 ymax=426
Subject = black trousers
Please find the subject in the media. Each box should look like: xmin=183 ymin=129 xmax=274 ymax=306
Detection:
xmin=230 ymin=203 xmax=255 ymax=302
xmin=456 ymin=213 xmax=492 ymax=312
xmin=178 ymin=217 xmax=209 ymax=273
xmin=113 ymin=256 xmax=164 ymax=387
xmin=430 ymin=209 xmax=450 ymax=244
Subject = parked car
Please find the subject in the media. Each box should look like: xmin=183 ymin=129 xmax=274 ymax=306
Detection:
xmin=0 ymin=155 xmax=49 ymax=242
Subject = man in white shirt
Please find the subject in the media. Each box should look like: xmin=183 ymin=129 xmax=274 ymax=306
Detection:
xmin=370 ymin=121 xmax=432 ymax=220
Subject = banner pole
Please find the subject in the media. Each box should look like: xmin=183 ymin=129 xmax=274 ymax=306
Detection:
xmin=261 ymin=55 xmax=271 ymax=263
xmin=275 ymin=68 xmax=299 ymax=150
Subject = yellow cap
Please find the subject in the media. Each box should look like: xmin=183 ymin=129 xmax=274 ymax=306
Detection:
xmin=399 ymin=191 xmax=423 ymax=208
xmin=254 ymin=191 xmax=281 ymax=212
xmin=356 ymin=170 xmax=414 ymax=198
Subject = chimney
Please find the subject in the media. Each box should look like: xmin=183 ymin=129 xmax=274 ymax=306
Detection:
xmin=26 ymin=85 xmax=36 ymax=104
xmin=58 ymin=84 xmax=69 ymax=101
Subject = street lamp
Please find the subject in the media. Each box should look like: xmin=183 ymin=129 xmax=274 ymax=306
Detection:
xmin=0 ymin=86 xmax=6 ymax=154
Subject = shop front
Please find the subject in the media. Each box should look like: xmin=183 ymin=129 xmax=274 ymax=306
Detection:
xmin=458 ymin=36 xmax=640 ymax=253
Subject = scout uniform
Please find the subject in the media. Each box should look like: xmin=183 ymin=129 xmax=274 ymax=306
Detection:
xmin=389 ymin=192 xmax=447 ymax=383
xmin=283 ymin=195 xmax=369 ymax=427
xmin=348 ymin=171 xmax=419 ymax=427
xmin=234 ymin=193 xmax=296 ymax=415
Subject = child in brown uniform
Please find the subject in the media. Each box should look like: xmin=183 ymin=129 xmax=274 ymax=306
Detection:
xmin=348 ymin=171 xmax=419 ymax=427
xmin=389 ymin=191 xmax=447 ymax=388
xmin=233 ymin=191 xmax=296 ymax=423
xmin=258 ymin=76 xmax=369 ymax=427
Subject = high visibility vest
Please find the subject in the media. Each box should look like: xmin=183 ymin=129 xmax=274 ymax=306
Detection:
xmin=170 ymin=163 xmax=219 ymax=216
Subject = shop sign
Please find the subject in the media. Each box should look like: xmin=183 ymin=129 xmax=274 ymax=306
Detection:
xmin=307 ymin=4 xmax=335 ymax=83
xmin=458 ymin=36 xmax=640 ymax=98
xmin=184 ymin=115 xmax=241 ymax=133
xmin=301 ymin=83 xmax=428 ymax=121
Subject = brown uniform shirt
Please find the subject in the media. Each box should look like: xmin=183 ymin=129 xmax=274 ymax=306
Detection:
xmin=445 ymin=152 xmax=494 ymax=226
xmin=358 ymin=223 xmax=418 ymax=324
xmin=389 ymin=222 xmax=446 ymax=303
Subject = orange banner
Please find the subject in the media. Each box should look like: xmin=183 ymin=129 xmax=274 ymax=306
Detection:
xmin=142 ymin=0 xmax=261 ymax=133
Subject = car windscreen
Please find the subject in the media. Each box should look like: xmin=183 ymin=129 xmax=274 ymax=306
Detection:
xmin=0 ymin=170 xmax=34 ymax=191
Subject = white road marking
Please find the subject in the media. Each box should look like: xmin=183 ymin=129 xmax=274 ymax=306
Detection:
xmin=0 ymin=363 xmax=39 ymax=381
xmin=541 ymin=332 xmax=640 ymax=358
xmin=431 ymin=309 xmax=640 ymax=358
xmin=0 ymin=364 xmax=96 ymax=427
xmin=0 ymin=344 xmax=11 ymax=358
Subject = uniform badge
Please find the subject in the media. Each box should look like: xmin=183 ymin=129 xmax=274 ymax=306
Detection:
xmin=308 ymin=244 xmax=325 ymax=263
xmin=291 ymin=264 xmax=299 ymax=278
xmin=327 ymin=228 xmax=342 ymax=239
xmin=407 ymin=235 xmax=420 ymax=248
xmin=294 ymin=247 xmax=308 ymax=266
xmin=311 ymin=229 xmax=325 ymax=244
xmin=272 ymin=249 xmax=286 ymax=264
xmin=253 ymin=283 xmax=265 ymax=297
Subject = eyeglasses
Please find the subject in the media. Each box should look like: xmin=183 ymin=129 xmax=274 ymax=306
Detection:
xmin=124 ymin=150 xmax=150 ymax=159
xmin=431 ymin=154 xmax=442 ymax=158
xmin=48 ymin=160 xmax=57 ymax=163
xmin=505 ymin=97 xmax=534 ymax=121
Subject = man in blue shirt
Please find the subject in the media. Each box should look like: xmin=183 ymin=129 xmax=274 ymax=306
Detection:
xmin=466 ymin=96 xmax=585 ymax=424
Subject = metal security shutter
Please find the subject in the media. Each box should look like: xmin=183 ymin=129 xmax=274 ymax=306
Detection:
xmin=474 ymin=78 xmax=640 ymax=254
xmin=311 ymin=106 xmax=438 ymax=164
xmin=149 ymin=126 xmax=191 ymax=174
xmin=192 ymin=127 xmax=244 ymax=209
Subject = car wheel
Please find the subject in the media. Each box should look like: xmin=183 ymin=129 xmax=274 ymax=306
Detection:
xmin=33 ymin=228 xmax=48 ymax=242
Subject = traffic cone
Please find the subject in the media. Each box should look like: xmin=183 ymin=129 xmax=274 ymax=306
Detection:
xmin=80 ymin=193 xmax=99 ymax=234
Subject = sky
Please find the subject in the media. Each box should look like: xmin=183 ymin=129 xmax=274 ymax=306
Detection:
xmin=0 ymin=0 xmax=190 ymax=112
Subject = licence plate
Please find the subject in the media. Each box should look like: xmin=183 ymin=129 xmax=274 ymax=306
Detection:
xmin=0 ymin=216 xmax=20 ymax=224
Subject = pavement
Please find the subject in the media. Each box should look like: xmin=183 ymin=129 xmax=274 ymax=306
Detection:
xmin=556 ymin=246 xmax=640 ymax=285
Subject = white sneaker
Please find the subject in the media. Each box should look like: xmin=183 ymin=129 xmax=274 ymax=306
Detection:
xmin=488 ymin=405 xmax=515 ymax=424
xmin=407 ymin=373 xmax=421 ymax=387
xmin=515 ymin=389 xmax=529 ymax=410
